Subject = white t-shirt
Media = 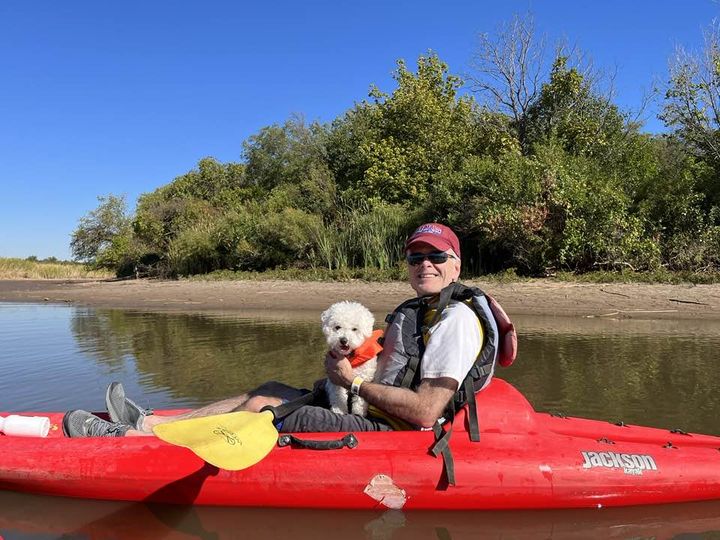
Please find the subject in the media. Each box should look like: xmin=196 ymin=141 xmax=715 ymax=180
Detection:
xmin=375 ymin=301 xmax=483 ymax=389
xmin=420 ymin=302 xmax=483 ymax=386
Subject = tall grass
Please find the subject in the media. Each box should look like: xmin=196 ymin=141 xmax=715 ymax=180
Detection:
xmin=308 ymin=202 xmax=412 ymax=272
xmin=0 ymin=258 xmax=113 ymax=279
xmin=308 ymin=221 xmax=349 ymax=271
xmin=346 ymin=202 xmax=409 ymax=270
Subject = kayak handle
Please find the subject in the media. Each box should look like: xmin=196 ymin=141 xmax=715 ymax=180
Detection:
xmin=277 ymin=433 xmax=358 ymax=450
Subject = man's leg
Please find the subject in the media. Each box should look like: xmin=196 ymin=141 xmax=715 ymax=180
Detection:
xmin=135 ymin=381 xmax=306 ymax=434
xmin=280 ymin=406 xmax=393 ymax=433
xmin=64 ymin=381 xmax=308 ymax=438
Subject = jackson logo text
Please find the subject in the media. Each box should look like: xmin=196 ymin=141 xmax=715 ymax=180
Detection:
xmin=581 ymin=451 xmax=657 ymax=475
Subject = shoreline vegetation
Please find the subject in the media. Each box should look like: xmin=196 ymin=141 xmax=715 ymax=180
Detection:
xmin=64 ymin=15 xmax=720 ymax=285
xmin=4 ymin=256 xmax=720 ymax=285
xmin=0 ymin=258 xmax=113 ymax=280
xmin=189 ymin=267 xmax=720 ymax=285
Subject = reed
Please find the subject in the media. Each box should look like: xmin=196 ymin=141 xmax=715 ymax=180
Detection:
xmin=308 ymin=220 xmax=349 ymax=270
xmin=0 ymin=258 xmax=113 ymax=279
xmin=347 ymin=203 xmax=408 ymax=270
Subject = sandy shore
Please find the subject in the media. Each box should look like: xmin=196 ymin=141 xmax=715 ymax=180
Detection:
xmin=0 ymin=278 xmax=718 ymax=323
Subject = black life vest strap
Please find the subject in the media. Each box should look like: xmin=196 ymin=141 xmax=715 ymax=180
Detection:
xmin=399 ymin=298 xmax=428 ymax=389
xmin=399 ymin=351 xmax=421 ymax=389
xmin=430 ymin=407 xmax=456 ymax=487
xmin=428 ymin=282 xmax=460 ymax=328
xmin=463 ymin=376 xmax=480 ymax=442
xmin=454 ymin=364 xmax=493 ymax=404
xmin=431 ymin=372 xmax=481 ymax=487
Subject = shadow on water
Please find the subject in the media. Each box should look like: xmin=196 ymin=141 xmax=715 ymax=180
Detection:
xmin=2 ymin=488 xmax=720 ymax=539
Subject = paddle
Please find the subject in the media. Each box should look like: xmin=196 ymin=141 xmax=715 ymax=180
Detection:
xmin=152 ymin=390 xmax=317 ymax=471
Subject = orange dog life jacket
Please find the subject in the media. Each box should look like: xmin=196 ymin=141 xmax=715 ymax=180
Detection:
xmin=348 ymin=329 xmax=384 ymax=368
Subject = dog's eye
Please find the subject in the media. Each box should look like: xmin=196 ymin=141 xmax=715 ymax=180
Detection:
xmin=334 ymin=325 xmax=341 ymax=331
xmin=352 ymin=328 xmax=357 ymax=332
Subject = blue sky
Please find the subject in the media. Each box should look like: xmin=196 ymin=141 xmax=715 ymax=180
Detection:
xmin=1 ymin=1 xmax=718 ymax=260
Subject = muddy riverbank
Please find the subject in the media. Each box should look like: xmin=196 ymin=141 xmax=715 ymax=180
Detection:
xmin=1 ymin=278 xmax=717 ymax=323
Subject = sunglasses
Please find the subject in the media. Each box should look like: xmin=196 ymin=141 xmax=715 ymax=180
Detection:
xmin=406 ymin=252 xmax=457 ymax=266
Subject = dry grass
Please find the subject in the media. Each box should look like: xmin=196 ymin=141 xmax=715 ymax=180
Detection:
xmin=0 ymin=258 xmax=114 ymax=279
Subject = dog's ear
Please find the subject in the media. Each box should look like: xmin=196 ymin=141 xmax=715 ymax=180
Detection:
xmin=320 ymin=307 xmax=332 ymax=327
xmin=362 ymin=306 xmax=375 ymax=333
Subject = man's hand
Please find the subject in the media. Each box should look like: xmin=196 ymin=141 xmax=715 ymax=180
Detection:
xmin=325 ymin=352 xmax=354 ymax=389
xmin=358 ymin=377 xmax=457 ymax=428
xmin=325 ymin=354 xmax=458 ymax=428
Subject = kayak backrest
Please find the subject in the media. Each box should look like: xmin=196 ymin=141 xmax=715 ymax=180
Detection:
xmin=454 ymin=378 xmax=537 ymax=435
xmin=486 ymin=293 xmax=517 ymax=367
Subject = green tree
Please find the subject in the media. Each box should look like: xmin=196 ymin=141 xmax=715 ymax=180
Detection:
xmin=661 ymin=23 xmax=720 ymax=207
xmin=326 ymin=103 xmax=382 ymax=193
xmin=133 ymin=191 xmax=216 ymax=254
xmin=631 ymin=137 xmax=705 ymax=238
xmin=163 ymin=157 xmax=248 ymax=207
xmin=70 ymin=195 xmax=130 ymax=267
xmin=129 ymin=157 xmax=247 ymax=274
xmin=525 ymin=56 xmax=627 ymax=160
xmin=430 ymin=151 xmax=547 ymax=273
xmin=243 ymin=116 xmax=336 ymax=217
xmin=340 ymin=52 xmax=478 ymax=205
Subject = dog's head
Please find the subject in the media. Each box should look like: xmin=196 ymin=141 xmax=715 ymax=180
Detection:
xmin=320 ymin=301 xmax=375 ymax=356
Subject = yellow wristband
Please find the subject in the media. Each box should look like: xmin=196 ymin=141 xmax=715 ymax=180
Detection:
xmin=350 ymin=376 xmax=364 ymax=396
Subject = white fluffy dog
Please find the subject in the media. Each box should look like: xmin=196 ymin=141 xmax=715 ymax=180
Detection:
xmin=321 ymin=301 xmax=379 ymax=416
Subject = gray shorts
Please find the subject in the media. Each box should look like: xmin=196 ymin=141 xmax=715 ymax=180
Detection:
xmin=279 ymin=405 xmax=393 ymax=433
xmin=250 ymin=379 xmax=394 ymax=433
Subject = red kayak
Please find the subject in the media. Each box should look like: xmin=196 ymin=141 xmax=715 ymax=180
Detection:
xmin=1 ymin=378 xmax=720 ymax=510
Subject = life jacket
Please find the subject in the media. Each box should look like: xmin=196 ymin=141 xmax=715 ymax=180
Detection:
xmin=377 ymin=281 xmax=517 ymax=486
xmin=348 ymin=329 xmax=384 ymax=368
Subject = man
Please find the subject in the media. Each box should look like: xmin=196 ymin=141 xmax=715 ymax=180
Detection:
xmin=63 ymin=223 xmax=492 ymax=437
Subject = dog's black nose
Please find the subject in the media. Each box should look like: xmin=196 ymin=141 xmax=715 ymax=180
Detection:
xmin=340 ymin=337 xmax=348 ymax=346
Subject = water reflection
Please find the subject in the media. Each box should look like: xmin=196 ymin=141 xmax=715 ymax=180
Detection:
xmin=505 ymin=332 xmax=720 ymax=435
xmin=70 ymin=308 xmax=327 ymax=403
xmin=2 ymin=488 xmax=720 ymax=539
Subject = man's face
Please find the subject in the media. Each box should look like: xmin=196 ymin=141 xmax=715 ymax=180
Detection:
xmin=407 ymin=243 xmax=461 ymax=296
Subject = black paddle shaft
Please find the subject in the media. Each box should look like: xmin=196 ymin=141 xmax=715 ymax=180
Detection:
xmin=260 ymin=389 xmax=317 ymax=421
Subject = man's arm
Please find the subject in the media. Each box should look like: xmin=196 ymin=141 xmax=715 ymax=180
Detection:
xmin=325 ymin=354 xmax=457 ymax=428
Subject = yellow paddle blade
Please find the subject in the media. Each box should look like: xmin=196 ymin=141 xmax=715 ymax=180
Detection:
xmin=153 ymin=410 xmax=278 ymax=470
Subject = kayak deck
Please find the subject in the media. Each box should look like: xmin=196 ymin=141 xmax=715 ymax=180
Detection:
xmin=2 ymin=379 xmax=720 ymax=509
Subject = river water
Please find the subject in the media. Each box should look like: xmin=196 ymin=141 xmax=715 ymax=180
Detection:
xmin=1 ymin=302 xmax=720 ymax=539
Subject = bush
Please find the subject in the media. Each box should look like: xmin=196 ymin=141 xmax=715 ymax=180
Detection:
xmin=168 ymin=221 xmax=222 ymax=276
xmin=343 ymin=202 xmax=414 ymax=270
xmin=431 ymin=151 xmax=549 ymax=274
xmin=665 ymin=221 xmax=720 ymax=272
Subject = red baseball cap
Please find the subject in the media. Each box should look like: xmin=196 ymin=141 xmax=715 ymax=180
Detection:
xmin=405 ymin=223 xmax=461 ymax=258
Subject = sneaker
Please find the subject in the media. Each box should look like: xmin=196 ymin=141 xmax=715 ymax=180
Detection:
xmin=63 ymin=410 xmax=129 ymax=437
xmin=105 ymin=382 xmax=152 ymax=430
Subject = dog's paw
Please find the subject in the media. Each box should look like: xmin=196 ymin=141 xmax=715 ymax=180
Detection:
xmin=350 ymin=398 xmax=369 ymax=417
xmin=330 ymin=405 xmax=347 ymax=415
